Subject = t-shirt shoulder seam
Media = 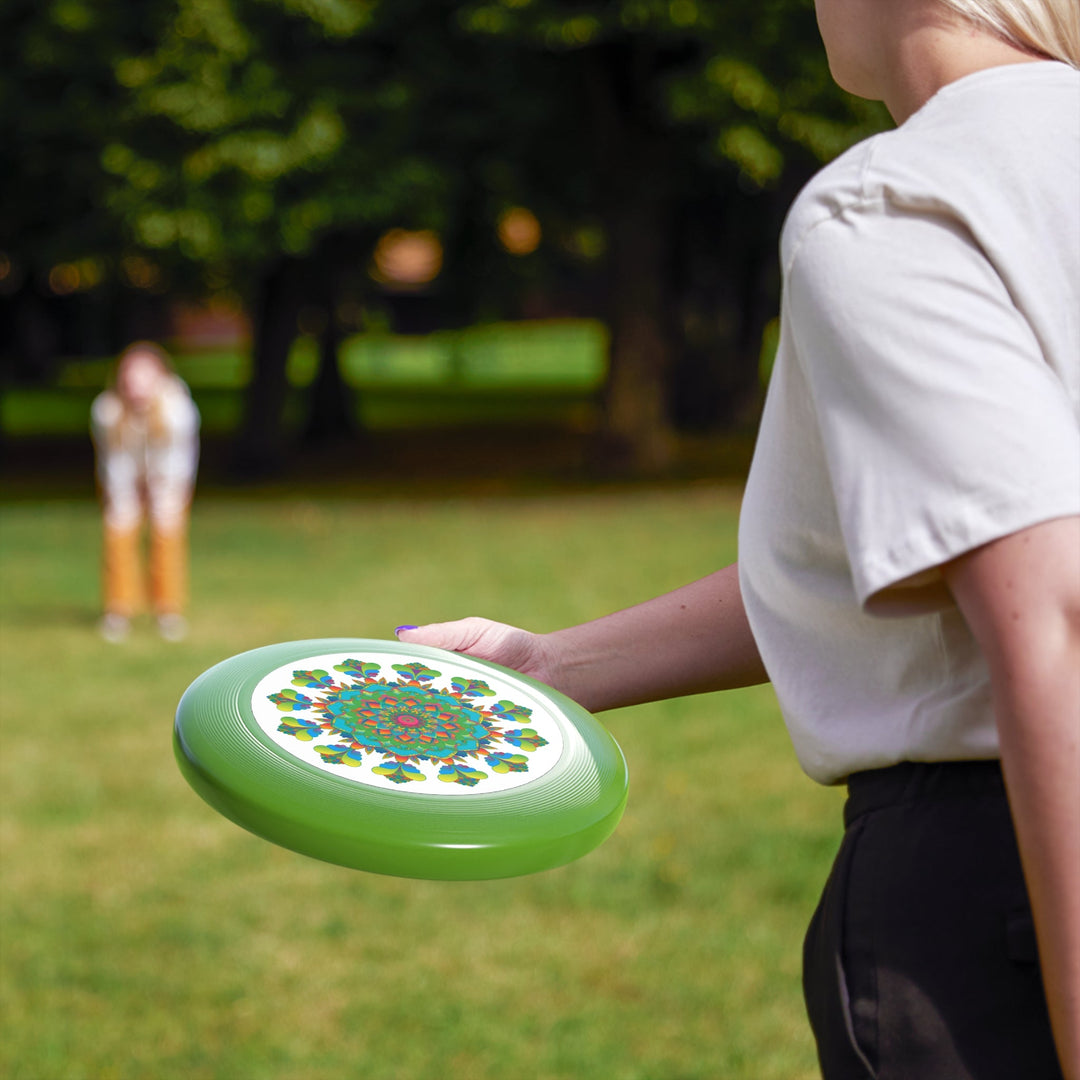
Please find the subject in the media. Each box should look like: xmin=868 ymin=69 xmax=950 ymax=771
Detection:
xmin=783 ymin=131 xmax=902 ymax=274
xmin=783 ymin=190 xmax=890 ymax=277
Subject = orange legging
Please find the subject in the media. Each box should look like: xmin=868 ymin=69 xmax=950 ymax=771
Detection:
xmin=102 ymin=517 xmax=188 ymax=617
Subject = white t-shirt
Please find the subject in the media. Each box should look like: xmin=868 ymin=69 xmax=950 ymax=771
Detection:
xmin=91 ymin=375 xmax=200 ymax=531
xmin=739 ymin=61 xmax=1080 ymax=785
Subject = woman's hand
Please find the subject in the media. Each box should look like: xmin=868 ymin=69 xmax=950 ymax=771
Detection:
xmin=396 ymin=618 xmax=563 ymax=688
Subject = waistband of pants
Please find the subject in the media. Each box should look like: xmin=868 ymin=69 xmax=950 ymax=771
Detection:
xmin=844 ymin=759 xmax=1005 ymax=829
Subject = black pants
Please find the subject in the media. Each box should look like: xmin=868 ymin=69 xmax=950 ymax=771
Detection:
xmin=803 ymin=761 xmax=1063 ymax=1080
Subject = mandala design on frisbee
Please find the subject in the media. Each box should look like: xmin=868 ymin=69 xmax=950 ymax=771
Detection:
xmin=250 ymin=655 xmax=564 ymax=794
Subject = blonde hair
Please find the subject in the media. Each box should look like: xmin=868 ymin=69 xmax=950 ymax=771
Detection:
xmin=938 ymin=0 xmax=1080 ymax=66
xmin=116 ymin=340 xmax=174 ymax=378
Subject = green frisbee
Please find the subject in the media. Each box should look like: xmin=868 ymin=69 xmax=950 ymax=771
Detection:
xmin=174 ymin=638 xmax=628 ymax=880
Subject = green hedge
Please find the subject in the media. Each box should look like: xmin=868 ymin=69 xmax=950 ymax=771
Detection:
xmin=3 ymin=320 xmax=609 ymax=436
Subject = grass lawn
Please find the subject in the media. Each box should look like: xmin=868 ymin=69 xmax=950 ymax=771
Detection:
xmin=0 ymin=484 xmax=842 ymax=1080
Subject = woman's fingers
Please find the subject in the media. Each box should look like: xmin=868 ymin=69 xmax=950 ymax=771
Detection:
xmin=396 ymin=617 xmax=496 ymax=654
xmin=395 ymin=618 xmax=551 ymax=682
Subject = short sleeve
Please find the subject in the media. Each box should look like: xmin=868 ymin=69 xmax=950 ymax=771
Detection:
xmin=787 ymin=202 xmax=1080 ymax=613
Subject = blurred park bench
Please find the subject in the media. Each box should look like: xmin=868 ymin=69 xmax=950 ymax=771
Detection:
xmin=1 ymin=319 xmax=609 ymax=437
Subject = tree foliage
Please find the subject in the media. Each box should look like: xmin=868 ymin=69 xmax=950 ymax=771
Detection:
xmin=1 ymin=0 xmax=890 ymax=470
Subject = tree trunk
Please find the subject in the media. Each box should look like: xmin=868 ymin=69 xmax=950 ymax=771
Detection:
xmin=232 ymin=257 xmax=304 ymax=479
xmin=602 ymin=188 xmax=675 ymax=472
xmin=3 ymin=278 xmax=60 ymax=384
xmin=586 ymin=42 xmax=677 ymax=475
xmin=302 ymin=302 xmax=355 ymax=447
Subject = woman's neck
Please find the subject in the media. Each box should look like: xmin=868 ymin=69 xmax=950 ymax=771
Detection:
xmin=884 ymin=15 xmax=1048 ymax=123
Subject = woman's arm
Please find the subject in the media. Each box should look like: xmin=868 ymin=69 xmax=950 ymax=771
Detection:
xmin=398 ymin=562 xmax=768 ymax=713
xmin=944 ymin=515 xmax=1080 ymax=1080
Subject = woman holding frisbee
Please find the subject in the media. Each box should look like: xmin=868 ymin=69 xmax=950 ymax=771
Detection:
xmin=399 ymin=0 xmax=1079 ymax=1076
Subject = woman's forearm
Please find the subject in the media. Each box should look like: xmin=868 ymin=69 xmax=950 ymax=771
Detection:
xmin=541 ymin=562 xmax=768 ymax=713
xmin=397 ymin=564 xmax=767 ymax=714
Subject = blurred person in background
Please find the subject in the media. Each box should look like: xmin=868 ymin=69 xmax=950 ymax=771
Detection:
xmin=398 ymin=0 xmax=1080 ymax=1077
xmin=91 ymin=341 xmax=200 ymax=643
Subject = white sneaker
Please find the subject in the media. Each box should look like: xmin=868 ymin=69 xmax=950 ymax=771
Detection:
xmin=157 ymin=613 xmax=188 ymax=642
xmin=99 ymin=613 xmax=130 ymax=643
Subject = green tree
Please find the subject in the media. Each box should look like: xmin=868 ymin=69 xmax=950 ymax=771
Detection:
xmin=454 ymin=0 xmax=889 ymax=470
xmin=2 ymin=0 xmax=888 ymax=473
xmin=101 ymin=0 xmax=565 ymax=472
xmin=96 ymin=0 xmax=435 ymax=470
xmin=0 ymin=0 xmax=164 ymax=378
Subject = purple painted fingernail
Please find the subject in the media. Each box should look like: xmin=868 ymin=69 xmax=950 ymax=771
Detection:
xmin=395 ymin=625 xmax=418 ymax=635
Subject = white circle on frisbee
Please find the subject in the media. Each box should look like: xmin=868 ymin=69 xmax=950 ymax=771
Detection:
xmin=249 ymin=650 xmax=565 ymax=795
